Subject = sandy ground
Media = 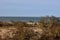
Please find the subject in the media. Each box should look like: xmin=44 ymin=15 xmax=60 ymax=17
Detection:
xmin=0 ymin=27 xmax=18 ymax=39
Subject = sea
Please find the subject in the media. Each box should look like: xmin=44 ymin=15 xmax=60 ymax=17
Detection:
xmin=0 ymin=17 xmax=40 ymax=22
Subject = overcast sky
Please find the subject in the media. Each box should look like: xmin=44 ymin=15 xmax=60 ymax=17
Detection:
xmin=0 ymin=0 xmax=60 ymax=17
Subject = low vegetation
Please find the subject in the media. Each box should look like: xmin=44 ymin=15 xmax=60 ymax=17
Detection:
xmin=0 ymin=16 xmax=60 ymax=40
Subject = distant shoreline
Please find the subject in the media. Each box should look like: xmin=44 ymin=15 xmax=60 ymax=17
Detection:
xmin=0 ymin=17 xmax=40 ymax=22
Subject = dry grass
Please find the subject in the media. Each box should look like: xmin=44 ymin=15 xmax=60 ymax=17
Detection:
xmin=0 ymin=16 xmax=60 ymax=40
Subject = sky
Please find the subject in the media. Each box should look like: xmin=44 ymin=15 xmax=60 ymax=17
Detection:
xmin=0 ymin=0 xmax=60 ymax=17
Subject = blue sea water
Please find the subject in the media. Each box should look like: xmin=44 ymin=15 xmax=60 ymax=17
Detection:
xmin=0 ymin=17 xmax=40 ymax=22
